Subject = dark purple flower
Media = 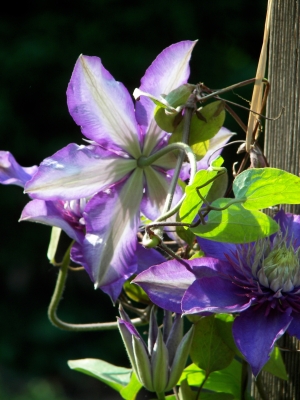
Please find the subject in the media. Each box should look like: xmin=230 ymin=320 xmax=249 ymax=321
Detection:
xmin=133 ymin=210 xmax=300 ymax=376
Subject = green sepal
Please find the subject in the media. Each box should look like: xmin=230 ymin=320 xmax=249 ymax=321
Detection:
xmin=151 ymin=329 xmax=169 ymax=393
xmin=67 ymin=358 xmax=131 ymax=393
xmin=132 ymin=336 xmax=153 ymax=391
xmin=118 ymin=319 xmax=138 ymax=373
xmin=166 ymin=325 xmax=195 ymax=391
xmin=190 ymin=315 xmax=235 ymax=374
xmin=191 ymin=198 xmax=279 ymax=243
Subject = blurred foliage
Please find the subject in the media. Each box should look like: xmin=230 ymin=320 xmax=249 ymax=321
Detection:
xmin=0 ymin=0 xmax=268 ymax=398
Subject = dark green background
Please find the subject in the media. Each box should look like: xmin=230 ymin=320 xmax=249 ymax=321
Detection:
xmin=1 ymin=1 xmax=267 ymax=398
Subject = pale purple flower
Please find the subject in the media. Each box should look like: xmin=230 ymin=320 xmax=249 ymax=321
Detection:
xmin=0 ymin=151 xmax=86 ymax=245
xmin=133 ymin=210 xmax=300 ymax=376
xmin=21 ymin=41 xmax=198 ymax=300
xmin=0 ymin=151 xmax=165 ymax=287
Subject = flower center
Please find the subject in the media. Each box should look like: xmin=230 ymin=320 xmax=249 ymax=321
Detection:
xmin=257 ymin=237 xmax=300 ymax=294
xmin=137 ymin=155 xmax=149 ymax=168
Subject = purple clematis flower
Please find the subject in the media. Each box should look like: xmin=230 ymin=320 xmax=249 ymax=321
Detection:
xmin=0 ymin=151 xmax=86 ymax=244
xmin=133 ymin=210 xmax=300 ymax=376
xmin=0 ymin=151 xmax=166 ymax=285
xmin=24 ymin=41 xmax=199 ymax=300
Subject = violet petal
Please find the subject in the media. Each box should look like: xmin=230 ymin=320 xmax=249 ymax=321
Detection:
xmin=233 ymin=305 xmax=293 ymax=376
xmin=67 ymin=55 xmax=141 ymax=158
xmin=25 ymin=143 xmax=135 ymax=200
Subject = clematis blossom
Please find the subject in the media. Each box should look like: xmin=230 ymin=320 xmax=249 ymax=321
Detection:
xmin=134 ymin=210 xmax=300 ymax=376
xmin=0 ymin=151 xmax=166 ymax=285
xmin=22 ymin=41 xmax=201 ymax=300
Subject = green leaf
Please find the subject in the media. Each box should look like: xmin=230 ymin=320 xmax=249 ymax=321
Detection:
xmin=168 ymin=101 xmax=225 ymax=160
xmin=67 ymin=359 xmax=131 ymax=392
xmin=189 ymin=140 xmax=210 ymax=161
xmin=189 ymin=101 xmax=226 ymax=144
xmin=189 ymin=250 xmax=204 ymax=260
xmin=154 ymin=105 xmax=182 ymax=133
xmin=179 ymin=162 xmax=224 ymax=225
xmin=191 ymin=198 xmax=279 ymax=243
xmin=153 ymin=84 xmax=195 ymax=133
xmin=190 ymin=315 xmax=235 ymax=374
xmin=180 ymin=359 xmax=242 ymax=399
xmin=120 ymin=372 xmax=143 ymax=400
xmin=205 ymin=170 xmax=228 ymax=204
xmin=176 ymin=206 xmax=195 ymax=245
xmin=165 ymin=84 xmax=196 ymax=107
xmin=123 ymin=279 xmax=150 ymax=304
xmin=233 ymin=168 xmax=300 ymax=210
xmin=214 ymin=314 xmax=242 ymax=359
xmin=179 ymin=379 xmax=197 ymax=400
xmin=262 ymin=346 xmax=288 ymax=380
xmin=200 ymin=393 xmax=234 ymax=400
xmin=176 ymin=225 xmax=196 ymax=247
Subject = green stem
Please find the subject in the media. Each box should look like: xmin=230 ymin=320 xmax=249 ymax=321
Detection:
xmin=204 ymin=197 xmax=245 ymax=211
xmin=48 ymin=244 xmax=145 ymax=332
xmin=156 ymin=392 xmax=166 ymax=400
xmin=196 ymin=374 xmax=209 ymax=400
xmin=137 ymin=141 xmax=195 ymax=170
xmin=154 ymin=108 xmax=196 ymax=224
xmin=161 ymin=107 xmax=194 ymax=215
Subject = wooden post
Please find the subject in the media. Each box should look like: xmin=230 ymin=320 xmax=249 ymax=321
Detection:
xmin=252 ymin=1 xmax=300 ymax=399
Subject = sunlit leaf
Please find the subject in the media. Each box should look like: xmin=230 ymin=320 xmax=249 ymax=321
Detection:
xmin=191 ymin=198 xmax=278 ymax=243
xmin=180 ymin=359 xmax=242 ymax=399
xmin=179 ymin=157 xmax=224 ymax=226
xmin=120 ymin=372 xmax=143 ymax=400
xmin=68 ymin=359 xmax=131 ymax=392
xmin=233 ymin=168 xmax=300 ymax=210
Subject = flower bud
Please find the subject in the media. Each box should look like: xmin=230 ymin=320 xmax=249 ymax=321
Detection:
xmin=117 ymin=306 xmax=194 ymax=394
